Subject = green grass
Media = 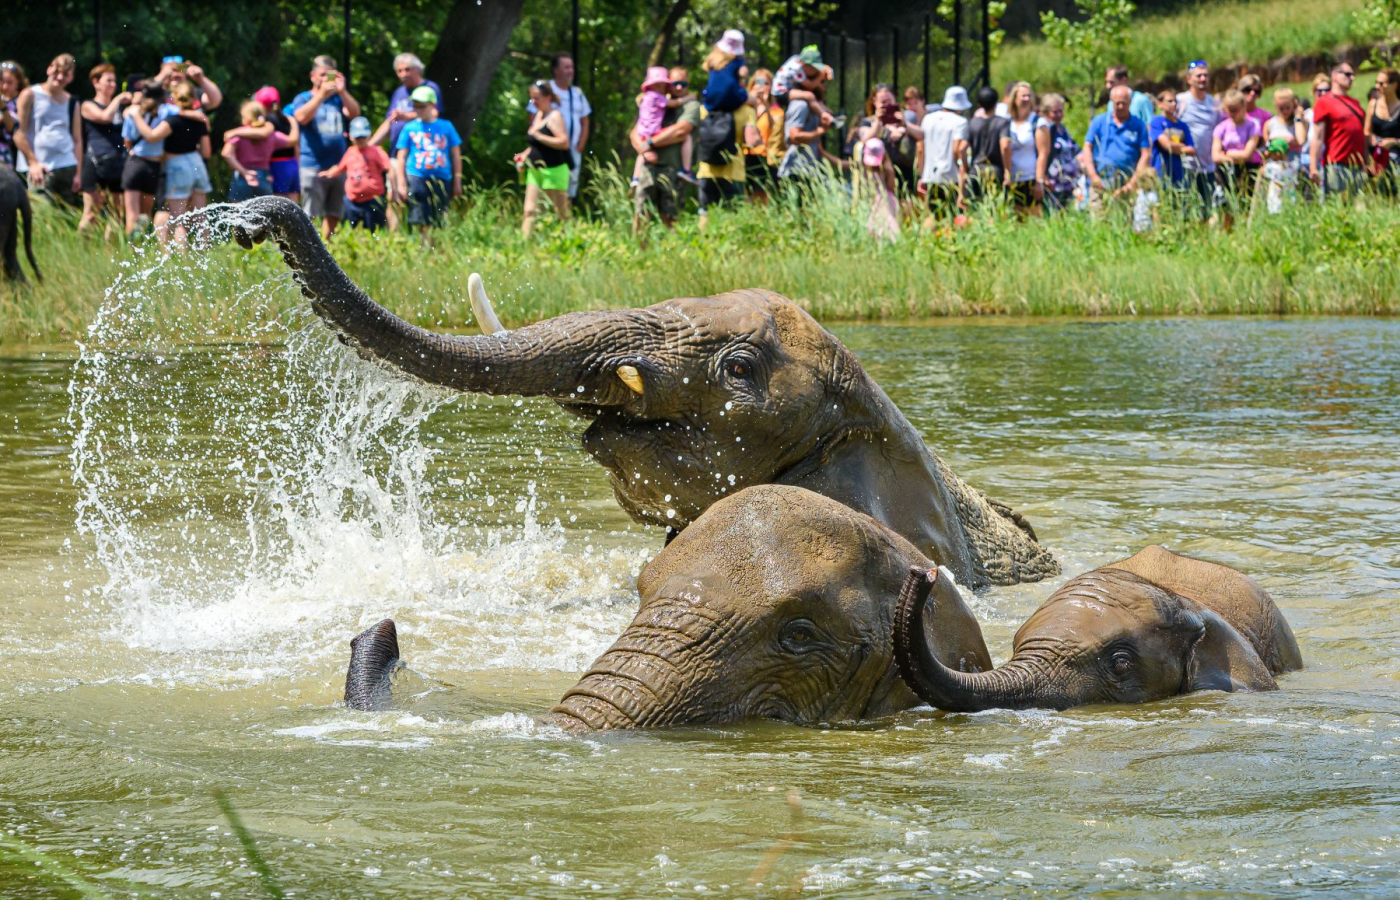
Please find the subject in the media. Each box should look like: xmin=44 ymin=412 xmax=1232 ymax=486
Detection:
xmin=3 ymin=165 xmax=1397 ymax=346
xmin=997 ymin=0 xmax=1369 ymax=97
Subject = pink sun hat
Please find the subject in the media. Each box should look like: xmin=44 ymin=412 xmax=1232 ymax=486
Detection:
xmin=253 ymin=85 xmax=280 ymax=107
xmin=641 ymin=66 xmax=671 ymax=91
xmin=862 ymin=137 xmax=887 ymax=168
xmin=717 ymin=29 xmax=745 ymax=56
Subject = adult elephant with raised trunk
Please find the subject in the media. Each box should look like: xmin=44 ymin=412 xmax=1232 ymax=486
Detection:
xmin=225 ymin=197 xmax=1058 ymax=590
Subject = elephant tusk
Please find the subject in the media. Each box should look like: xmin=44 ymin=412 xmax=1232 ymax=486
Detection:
xmin=616 ymin=365 xmax=645 ymax=395
xmin=468 ymin=272 xmax=507 ymax=335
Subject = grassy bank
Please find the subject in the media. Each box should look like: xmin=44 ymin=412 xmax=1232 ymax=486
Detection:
xmin=997 ymin=0 xmax=1368 ymax=95
xmin=2 ymin=171 xmax=1396 ymax=345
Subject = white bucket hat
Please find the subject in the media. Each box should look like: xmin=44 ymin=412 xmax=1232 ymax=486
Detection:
xmin=940 ymin=85 xmax=972 ymax=112
xmin=717 ymin=29 xmax=745 ymax=57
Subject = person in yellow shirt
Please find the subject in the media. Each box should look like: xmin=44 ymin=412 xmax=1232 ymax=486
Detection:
xmin=697 ymin=100 xmax=760 ymax=227
xmin=745 ymin=69 xmax=783 ymax=199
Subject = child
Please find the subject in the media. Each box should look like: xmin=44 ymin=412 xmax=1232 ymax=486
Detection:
xmin=1133 ymin=168 xmax=1160 ymax=233
xmin=857 ymin=137 xmax=899 ymax=243
xmin=1261 ymin=137 xmax=1298 ymax=215
xmin=632 ymin=67 xmax=698 ymax=189
xmin=702 ymin=30 xmax=748 ymax=112
xmin=321 ymin=116 xmax=390 ymax=232
xmin=222 ymin=100 xmax=289 ymax=202
xmin=393 ymin=85 xmax=462 ymax=249
xmin=1149 ymin=89 xmax=1195 ymax=193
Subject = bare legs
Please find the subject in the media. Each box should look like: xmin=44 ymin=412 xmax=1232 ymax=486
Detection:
xmin=522 ymin=184 xmax=570 ymax=238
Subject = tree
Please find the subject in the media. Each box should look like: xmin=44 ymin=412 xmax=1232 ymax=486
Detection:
xmin=1355 ymin=0 xmax=1400 ymax=66
xmin=1039 ymin=0 xmax=1135 ymax=113
xmin=430 ymin=0 xmax=529 ymax=145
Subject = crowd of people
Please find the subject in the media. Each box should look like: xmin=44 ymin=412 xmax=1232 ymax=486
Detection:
xmin=0 ymin=38 xmax=1389 ymax=253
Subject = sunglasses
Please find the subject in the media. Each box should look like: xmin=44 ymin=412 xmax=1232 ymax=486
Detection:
xmin=1316 ymin=87 xmax=1329 ymax=95
xmin=1188 ymin=60 xmax=1207 ymax=69
xmin=751 ymin=78 xmax=770 ymax=85
xmin=1339 ymin=69 xmax=1356 ymax=77
xmin=1242 ymin=86 xmax=1260 ymax=95
xmin=162 ymin=56 xmax=185 ymax=65
xmin=672 ymin=80 xmax=688 ymax=89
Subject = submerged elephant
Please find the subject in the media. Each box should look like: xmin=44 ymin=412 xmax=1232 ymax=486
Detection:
xmin=225 ymin=196 xmax=1056 ymax=590
xmin=345 ymin=485 xmax=993 ymax=729
xmin=894 ymin=545 xmax=1303 ymax=712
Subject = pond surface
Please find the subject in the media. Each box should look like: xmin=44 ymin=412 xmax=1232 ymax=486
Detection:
xmin=2 ymin=306 xmax=1399 ymax=897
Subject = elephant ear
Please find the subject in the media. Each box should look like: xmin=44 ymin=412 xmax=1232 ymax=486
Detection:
xmin=1180 ymin=598 xmax=1278 ymax=694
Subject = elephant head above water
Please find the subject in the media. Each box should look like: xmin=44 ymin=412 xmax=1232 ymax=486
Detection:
xmin=346 ymin=485 xmax=993 ymax=729
xmin=894 ymin=545 xmax=1303 ymax=713
xmin=226 ymin=196 xmax=1057 ymax=590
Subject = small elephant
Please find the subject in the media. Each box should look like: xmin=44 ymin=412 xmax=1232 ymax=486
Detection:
xmin=893 ymin=545 xmax=1303 ymax=713
xmin=345 ymin=485 xmax=993 ymax=729
xmin=0 ymin=166 xmax=41 ymax=284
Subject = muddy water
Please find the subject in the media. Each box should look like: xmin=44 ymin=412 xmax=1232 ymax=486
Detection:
xmin=2 ymin=312 xmax=1398 ymax=898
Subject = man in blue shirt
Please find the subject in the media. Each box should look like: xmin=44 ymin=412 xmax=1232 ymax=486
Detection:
xmin=286 ymin=54 xmax=362 ymax=238
xmin=370 ymin=52 xmax=441 ymax=232
xmin=1105 ymin=65 xmax=1155 ymax=128
xmin=1083 ymin=84 xmax=1150 ymax=213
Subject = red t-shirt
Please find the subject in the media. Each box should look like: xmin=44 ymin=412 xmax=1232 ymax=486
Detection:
xmin=334 ymin=145 xmax=391 ymax=202
xmin=1314 ymin=93 xmax=1366 ymax=166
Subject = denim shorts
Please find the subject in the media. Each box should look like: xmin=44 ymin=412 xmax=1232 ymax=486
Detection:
xmin=270 ymin=158 xmax=300 ymax=195
xmin=228 ymin=169 xmax=273 ymax=202
xmin=164 ymin=152 xmax=212 ymax=200
xmin=406 ymin=175 xmax=450 ymax=226
xmin=344 ymin=196 xmax=387 ymax=232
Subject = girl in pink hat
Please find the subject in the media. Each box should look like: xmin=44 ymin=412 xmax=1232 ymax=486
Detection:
xmin=631 ymin=66 xmax=678 ymax=189
xmin=856 ymin=136 xmax=899 ymax=243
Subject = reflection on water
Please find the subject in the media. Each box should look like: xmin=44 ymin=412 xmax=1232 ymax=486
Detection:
xmin=2 ymin=305 xmax=1399 ymax=896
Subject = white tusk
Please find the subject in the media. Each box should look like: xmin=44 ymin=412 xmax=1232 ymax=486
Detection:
xmin=468 ymin=272 xmax=507 ymax=335
xmin=616 ymin=365 xmax=645 ymax=395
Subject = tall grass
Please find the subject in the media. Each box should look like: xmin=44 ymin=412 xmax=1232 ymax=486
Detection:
xmin=998 ymin=0 xmax=1369 ymax=95
xmin=2 ymin=166 xmax=1396 ymax=346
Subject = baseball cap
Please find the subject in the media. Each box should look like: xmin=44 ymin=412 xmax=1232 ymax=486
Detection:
xmin=410 ymin=84 xmax=438 ymax=105
xmin=348 ymin=116 xmax=372 ymax=138
xmin=799 ymin=45 xmax=823 ymax=68
xmin=862 ymin=137 xmax=886 ymax=168
xmin=253 ymin=85 xmax=280 ymax=107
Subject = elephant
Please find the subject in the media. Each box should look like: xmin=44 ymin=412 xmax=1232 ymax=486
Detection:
xmin=223 ymin=196 xmax=1057 ymax=591
xmin=0 ymin=166 xmax=41 ymax=284
xmin=344 ymin=485 xmax=994 ymax=730
xmin=893 ymin=545 xmax=1303 ymax=713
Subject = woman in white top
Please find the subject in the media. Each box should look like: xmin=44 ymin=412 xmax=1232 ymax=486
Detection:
xmin=999 ymin=81 xmax=1044 ymax=216
xmin=1265 ymin=88 xmax=1306 ymax=165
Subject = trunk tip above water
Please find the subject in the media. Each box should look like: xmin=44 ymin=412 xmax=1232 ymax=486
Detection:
xmin=344 ymin=618 xmax=401 ymax=712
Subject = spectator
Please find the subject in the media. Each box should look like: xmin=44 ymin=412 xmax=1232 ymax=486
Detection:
xmin=525 ymin=53 xmax=591 ymax=201
xmin=772 ymin=45 xmax=834 ymax=135
xmin=1210 ymin=89 xmax=1261 ymax=229
xmin=1083 ymin=84 xmax=1151 ymax=214
xmin=696 ymin=71 xmax=759 ymax=228
xmin=252 ymin=87 xmax=302 ymax=200
xmin=775 ymin=68 xmax=828 ymax=188
xmin=1236 ymin=74 xmax=1272 ymax=168
xmin=631 ymin=66 xmax=700 ymax=232
xmin=380 ymin=52 xmax=442 ymax=229
xmin=1037 ymin=92 xmax=1081 ymax=212
xmin=125 ymin=81 xmax=209 ymax=248
xmin=855 ymin=137 xmax=899 ymax=243
xmin=393 ymin=85 xmax=461 ymax=248
xmin=1176 ymin=60 xmax=1222 ymax=219
xmin=322 ymin=116 xmax=391 ymax=232
xmin=1106 ymin=65 xmax=1155 ymax=126
xmin=1310 ymin=63 xmax=1366 ymax=200
xmin=919 ymin=85 xmax=971 ymax=222
xmin=1001 ymin=81 xmax=1044 ymax=216
xmin=78 ymin=63 xmax=128 ymax=237
xmin=222 ymin=100 xmax=288 ymax=202
xmin=1149 ymin=89 xmax=1196 ymax=198
xmin=1265 ymin=88 xmax=1306 ymax=175
xmin=1133 ymin=169 xmax=1160 ymax=232
xmin=1 ymin=61 xmax=39 ymax=174
xmin=17 ymin=54 xmax=83 ymax=208
xmin=1260 ymin=137 xmax=1300 ymax=214
xmin=702 ymin=29 xmax=748 ymax=112
xmin=514 ymin=80 xmax=571 ymax=238
xmin=119 ymin=81 xmax=165 ymax=236
xmin=744 ymin=69 xmax=780 ymax=198
xmin=995 ymin=81 xmax=1016 ymax=118
xmin=630 ymin=67 xmax=674 ymax=192
xmin=151 ymin=56 xmax=223 ymax=111
xmin=287 ymin=55 xmax=362 ymax=239
xmin=965 ymin=85 xmax=1008 ymax=207
xmin=857 ymin=85 xmax=921 ymax=196
xmin=1303 ymin=72 xmax=1331 ymax=165
xmin=1365 ymin=69 xmax=1400 ymax=192
xmin=903 ymin=86 xmax=929 ymax=127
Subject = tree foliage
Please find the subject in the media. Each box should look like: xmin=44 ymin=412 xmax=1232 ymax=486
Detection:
xmin=1354 ymin=0 xmax=1400 ymax=65
xmin=1039 ymin=0 xmax=1136 ymax=110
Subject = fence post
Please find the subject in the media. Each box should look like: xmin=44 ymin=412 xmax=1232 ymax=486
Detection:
xmin=923 ymin=15 xmax=930 ymax=99
xmin=892 ymin=27 xmax=899 ymax=90
xmin=953 ymin=0 xmax=962 ymax=85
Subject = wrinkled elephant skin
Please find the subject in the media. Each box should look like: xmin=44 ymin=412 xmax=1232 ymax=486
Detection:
xmin=221 ymin=196 xmax=1058 ymax=591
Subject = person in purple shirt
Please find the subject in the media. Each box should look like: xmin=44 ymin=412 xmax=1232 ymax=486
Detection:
xmin=367 ymin=53 xmax=441 ymax=231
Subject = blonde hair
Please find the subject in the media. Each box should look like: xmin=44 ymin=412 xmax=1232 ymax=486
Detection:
xmin=50 ymin=54 xmax=75 ymax=74
xmin=1311 ymin=73 xmax=1330 ymax=92
xmin=240 ymin=99 xmax=267 ymax=125
xmin=1008 ymin=81 xmax=1036 ymax=119
xmin=1221 ymin=88 xmax=1246 ymax=114
xmin=747 ymin=68 xmax=773 ymax=92
xmin=703 ymin=47 xmax=735 ymax=73
xmin=171 ymin=81 xmax=198 ymax=110
xmin=1039 ymin=92 xmax=1066 ymax=116
xmin=1273 ymin=88 xmax=1297 ymax=118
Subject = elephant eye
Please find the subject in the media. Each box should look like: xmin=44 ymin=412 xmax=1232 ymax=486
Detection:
xmin=779 ymin=619 xmax=822 ymax=654
xmin=1110 ymin=650 xmax=1135 ymax=677
xmin=725 ymin=358 xmax=753 ymax=380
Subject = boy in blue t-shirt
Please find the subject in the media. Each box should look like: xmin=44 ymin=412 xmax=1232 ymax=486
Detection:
xmin=1148 ymin=90 xmax=1197 ymax=192
xmin=393 ymin=85 xmax=462 ymax=248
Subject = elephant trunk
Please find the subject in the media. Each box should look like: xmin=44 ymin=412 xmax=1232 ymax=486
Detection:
xmin=893 ymin=567 xmax=1049 ymax=712
xmin=225 ymin=196 xmax=649 ymax=406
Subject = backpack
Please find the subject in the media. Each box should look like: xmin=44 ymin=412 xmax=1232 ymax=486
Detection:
xmin=698 ymin=109 xmax=737 ymax=166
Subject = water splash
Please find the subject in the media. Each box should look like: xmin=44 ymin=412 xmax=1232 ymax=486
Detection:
xmin=66 ymin=209 xmax=642 ymax=681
